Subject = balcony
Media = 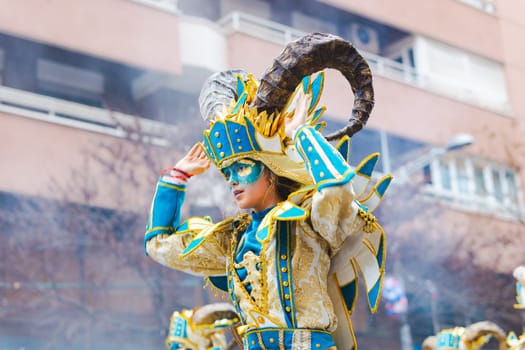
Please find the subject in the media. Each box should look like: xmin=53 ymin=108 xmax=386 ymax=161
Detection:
xmin=456 ymin=0 xmax=496 ymax=14
xmin=422 ymin=154 xmax=525 ymax=221
xmin=0 ymin=0 xmax=182 ymax=75
xmin=0 ymin=85 xmax=169 ymax=146
xmin=219 ymin=12 xmax=512 ymax=116
xmin=318 ymin=0 xmax=502 ymax=62
xmin=129 ymin=0 xmax=180 ymax=14
xmin=131 ymin=14 xmax=228 ymax=99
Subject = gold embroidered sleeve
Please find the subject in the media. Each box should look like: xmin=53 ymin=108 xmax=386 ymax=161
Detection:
xmin=146 ymin=217 xmax=231 ymax=276
xmin=309 ymin=181 xmax=363 ymax=254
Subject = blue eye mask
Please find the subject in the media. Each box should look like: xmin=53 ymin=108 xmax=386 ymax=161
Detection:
xmin=221 ymin=159 xmax=264 ymax=185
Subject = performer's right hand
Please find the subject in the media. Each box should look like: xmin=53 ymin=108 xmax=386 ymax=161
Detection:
xmin=284 ymin=88 xmax=312 ymax=140
xmin=174 ymin=143 xmax=211 ymax=176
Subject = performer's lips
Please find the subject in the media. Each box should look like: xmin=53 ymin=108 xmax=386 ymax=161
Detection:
xmin=233 ymin=189 xmax=243 ymax=198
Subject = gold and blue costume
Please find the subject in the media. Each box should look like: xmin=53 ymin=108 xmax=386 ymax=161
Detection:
xmin=165 ymin=303 xmax=239 ymax=350
xmin=145 ymin=33 xmax=392 ymax=350
xmin=513 ymin=265 xmax=525 ymax=309
xmin=422 ymin=321 xmax=509 ymax=350
xmin=507 ymin=331 xmax=525 ymax=350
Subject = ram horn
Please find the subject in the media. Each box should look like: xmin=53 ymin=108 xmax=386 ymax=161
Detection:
xmin=191 ymin=302 xmax=239 ymax=327
xmin=463 ymin=321 xmax=507 ymax=350
xmin=422 ymin=335 xmax=436 ymax=350
xmin=252 ymin=32 xmax=374 ymax=141
xmin=199 ymin=69 xmax=249 ymax=122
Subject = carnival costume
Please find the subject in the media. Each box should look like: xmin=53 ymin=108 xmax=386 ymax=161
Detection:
xmin=507 ymin=332 xmax=525 ymax=350
xmin=165 ymin=303 xmax=239 ymax=350
xmin=421 ymin=321 xmax=525 ymax=350
xmin=145 ymin=33 xmax=392 ymax=350
xmin=421 ymin=321 xmax=508 ymax=350
xmin=513 ymin=265 xmax=525 ymax=310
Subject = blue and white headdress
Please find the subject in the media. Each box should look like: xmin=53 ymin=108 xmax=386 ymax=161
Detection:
xmin=198 ymin=33 xmax=375 ymax=185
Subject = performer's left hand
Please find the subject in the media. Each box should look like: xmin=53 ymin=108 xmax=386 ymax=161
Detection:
xmin=284 ymin=89 xmax=312 ymax=139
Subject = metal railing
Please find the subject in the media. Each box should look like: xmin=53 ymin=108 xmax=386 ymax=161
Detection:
xmin=0 ymin=85 xmax=170 ymax=146
xmin=456 ymin=0 xmax=496 ymax=14
xmin=219 ymin=12 xmax=420 ymax=84
xmin=129 ymin=0 xmax=180 ymax=14
xmin=218 ymin=11 xmax=511 ymax=116
xmin=218 ymin=11 xmax=305 ymax=46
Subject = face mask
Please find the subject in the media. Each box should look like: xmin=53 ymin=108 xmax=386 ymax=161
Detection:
xmin=221 ymin=159 xmax=264 ymax=185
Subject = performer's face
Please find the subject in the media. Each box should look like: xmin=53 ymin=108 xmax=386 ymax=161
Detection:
xmin=222 ymin=159 xmax=264 ymax=185
xmin=222 ymin=159 xmax=274 ymax=212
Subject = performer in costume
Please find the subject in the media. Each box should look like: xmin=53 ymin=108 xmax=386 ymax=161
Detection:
xmin=421 ymin=321 xmax=507 ymax=350
xmin=145 ymin=33 xmax=392 ymax=350
xmin=507 ymin=331 xmax=525 ymax=350
xmin=509 ymin=265 xmax=525 ymax=350
xmin=165 ymin=303 xmax=239 ymax=350
xmin=513 ymin=265 xmax=525 ymax=310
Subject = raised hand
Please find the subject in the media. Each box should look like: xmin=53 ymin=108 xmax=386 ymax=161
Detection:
xmin=284 ymin=88 xmax=312 ymax=140
xmin=174 ymin=143 xmax=211 ymax=176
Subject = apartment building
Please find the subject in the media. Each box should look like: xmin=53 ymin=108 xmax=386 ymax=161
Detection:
xmin=1 ymin=0 xmax=523 ymax=349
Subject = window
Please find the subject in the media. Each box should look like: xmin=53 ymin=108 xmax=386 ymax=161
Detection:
xmin=221 ymin=0 xmax=270 ymax=18
xmin=36 ymin=59 xmax=104 ymax=106
xmin=0 ymin=48 xmax=4 ymax=84
xmin=457 ymin=0 xmax=495 ymax=13
xmin=348 ymin=128 xmax=384 ymax=173
xmin=474 ymin=165 xmax=487 ymax=196
xmin=491 ymin=169 xmax=504 ymax=202
xmin=384 ymin=38 xmax=416 ymax=69
xmin=439 ymin=160 xmax=453 ymax=191
xmin=414 ymin=36 xmax=509 ymax=114
xmin=505 ymin=171 xmax=520 ymax=207
xmin=424 ymin=155 xmax=523 ymax=219
xmin=324 ymin=118 xmax=384 ymax=172
xmin=387 ymin=134 xmax=426 ymax=171
xmin=291 ymin=11 xmax=336 ymax=34
xmin=456 ymin=159 xmax=469 ymax=194
xmin=422 ymin=164 xmax=433 ymax=185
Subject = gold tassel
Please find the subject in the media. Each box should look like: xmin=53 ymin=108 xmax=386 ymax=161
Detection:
xmin=358 ymin=208 xmax=377 ymax=233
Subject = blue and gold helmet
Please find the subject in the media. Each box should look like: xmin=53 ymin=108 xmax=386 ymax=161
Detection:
xmin=199 ymin=70 xmax=319 ymax=185
xmin=198 ymin=33 xmax=375 ymax=185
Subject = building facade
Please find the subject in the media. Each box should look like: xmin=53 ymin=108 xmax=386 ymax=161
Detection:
xmin=1 ymin=0 xmax=524 ymax=349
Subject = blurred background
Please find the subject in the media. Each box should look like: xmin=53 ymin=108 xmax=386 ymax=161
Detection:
xmin=0 ymin=0 xmax=524 ymax=349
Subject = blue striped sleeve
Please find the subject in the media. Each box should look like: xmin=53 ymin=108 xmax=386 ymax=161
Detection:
xmin=294 ymin=125 xmax=355 ymax=190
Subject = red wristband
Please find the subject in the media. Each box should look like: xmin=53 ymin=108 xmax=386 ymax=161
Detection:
xmin=160 ymin=167 xmax=194 ymax=178
xmin=172 ymin=167 xmax=194 ymax=178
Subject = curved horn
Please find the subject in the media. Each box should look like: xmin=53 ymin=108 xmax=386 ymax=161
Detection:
xmin=191 ymin=303 xmax=239 ymax=327
xmin=422 ymin=336 xmax=436 ymax=350
xmin=199 ymin=69 xmax=249 ymax=122
xmin=251 ymin=32 xmax=374 ymax=141
xmin=463 ymin=321 xmax=507 ymax=350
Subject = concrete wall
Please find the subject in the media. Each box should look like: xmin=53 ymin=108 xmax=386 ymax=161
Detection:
xmin=0 ymin=0 xmax=182 ymax=74
xmin=320 ymin=0 xmax=503 ymax=61
xmin=0 ymin=111 xmax=170 ymax=211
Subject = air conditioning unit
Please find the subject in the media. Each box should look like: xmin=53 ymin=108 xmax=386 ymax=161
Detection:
xmin=348 ymin=23 xmax=380 ymax=54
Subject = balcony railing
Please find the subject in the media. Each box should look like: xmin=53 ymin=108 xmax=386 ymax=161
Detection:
xmin=218 ymin=11 xmax=305 ymax=46
xmin=0 ymin=85 xmax=169 ymax=146
xmin=219 ymin=12 xmax=511 ymax=116
xmin=456 ymin=0 xmax=496 ymax=14
xmin=129 ymin=0 xmax=180 ymax=14
xmin=219 ymin=12 xmax=420 ymax=82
